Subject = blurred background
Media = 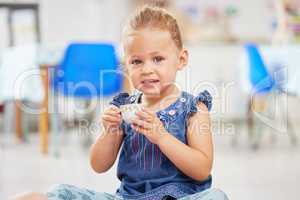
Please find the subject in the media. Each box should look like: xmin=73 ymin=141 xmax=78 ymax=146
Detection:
xmin=0 ymin=0 xmax=300 ymax=199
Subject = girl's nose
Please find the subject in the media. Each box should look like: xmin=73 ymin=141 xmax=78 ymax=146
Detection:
xmin=141 ymin=62 xmax=154 ymax=74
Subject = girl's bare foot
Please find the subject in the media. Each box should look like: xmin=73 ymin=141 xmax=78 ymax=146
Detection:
xmin=10 ymin=192 xmax=48 ymax=200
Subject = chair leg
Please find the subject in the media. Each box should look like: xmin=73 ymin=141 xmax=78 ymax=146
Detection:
xmin=266 ymin=91 xmax=278 ymax=146
xmin=3 ymin=101 xmax=15 ymax=146
xmin=248 ymin=94 xmax=269 ymax=150
xmin=21 ymin=107 xmax=30 ymax=142
xmin=49 ymin=92 xmax=63 ymax=158
xmin=247 ymin=98 xmax=256 ymax=148
xmin=251 ymin=115 xmax=264 ymax=150
xmin=231 ymin=120 xmax=238 ymax=147
xmin=231 ymin=119 xmax=242 ymax=147
xmin=15 ymin=100 xmax=23 ymax=142
xmin=50 ymin=112 xmax=61 ymax=157
xmin=287 ymin=118 xmax=297 ymax=146
xmin=279 ymin=92 xmax=297 ymax=146
xmin=19 ymin=100 xmax=32 ymax=143
xmin=81 ymin=100 xmax=93 ymax=149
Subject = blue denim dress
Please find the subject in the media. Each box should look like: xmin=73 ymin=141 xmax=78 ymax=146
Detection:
xmin=109 ymin=90 xmax=213 ymax=200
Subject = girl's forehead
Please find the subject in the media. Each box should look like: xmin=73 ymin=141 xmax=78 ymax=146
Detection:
xmin=123 ymin=29 xmax=178 ymax=56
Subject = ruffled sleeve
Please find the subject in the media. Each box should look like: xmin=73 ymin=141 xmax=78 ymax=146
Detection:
xmin=189 ymin=90 xmax=213 ymax=115
xmin=109 ymin=92 xmax=130 ymax=107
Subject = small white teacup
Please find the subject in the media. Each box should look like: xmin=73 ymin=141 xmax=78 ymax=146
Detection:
xmin=120 ymin=104 xmax=141 ymax=124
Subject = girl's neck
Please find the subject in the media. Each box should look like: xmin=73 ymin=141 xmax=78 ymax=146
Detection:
xmin=141 ymin=85 xmax=180 ymax=110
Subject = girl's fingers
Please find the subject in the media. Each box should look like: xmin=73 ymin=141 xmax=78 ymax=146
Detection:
xmin=131 ymin=124 xmax=147 ymax=134
xmin=105 ymin=109 xmax=121 ymax=117
xmin=135 ymin=111 xmax=153 ymax=122
xmin=107 ymin=109 xmax=121 ymax=116
xmin=141 ymin=107 xmax=155 ymax=115
xmin=132 ymin=118 xmax=151 ymax=129
xmin=107 ymin=105 xmax=121 ymax=114
xmin=104 ymin=111 xmax=121 ymax=118
xmin=109 ymin=104 xmax=120 ymax=110
xmin=102 ymin=114 xmax=121 ymax=123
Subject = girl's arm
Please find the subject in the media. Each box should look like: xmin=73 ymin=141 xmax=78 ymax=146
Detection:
xmin=157 ymin=102 xmax=213 ymax=181
xmin=89 ymin=128 xmax=124 ymax=173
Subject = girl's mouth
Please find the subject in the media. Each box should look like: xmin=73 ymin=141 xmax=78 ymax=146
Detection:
xmin=141 ymin=79 xmax=159 ymax=84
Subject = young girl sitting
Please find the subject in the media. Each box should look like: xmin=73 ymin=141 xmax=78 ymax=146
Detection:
xmin=14 ymin=5 xmax=228 ymax=200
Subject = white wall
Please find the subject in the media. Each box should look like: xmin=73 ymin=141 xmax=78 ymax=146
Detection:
xmin=177 ymin=45 xmax=249 ymax=120
xmin=39 ymin=0 xmax=274 ymax=47
xmin=0 ymin=8 xmax=9 ymax=49
xmin=0 ymin=0 xmax=275 ymax=51
xmin=229 ymin=0 xmax=274 ymax=41
xmin=39 ymin=0 xmax=130 ymax=48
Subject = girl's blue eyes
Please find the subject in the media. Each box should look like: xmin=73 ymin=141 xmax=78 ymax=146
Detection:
xmin=131 ymin=56 xmax=165 ymax=65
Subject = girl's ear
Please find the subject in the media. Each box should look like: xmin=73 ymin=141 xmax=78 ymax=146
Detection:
xmin=177 ymin=48 xmax=188 ymax=71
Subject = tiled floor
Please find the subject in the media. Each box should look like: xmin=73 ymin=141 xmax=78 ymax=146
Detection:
xmin=1 ymin=124 xmax=299 ymax=200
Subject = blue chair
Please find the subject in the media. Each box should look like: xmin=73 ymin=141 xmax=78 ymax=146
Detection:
xmin=50 ymin=43 xmax=123 ymax=156
xmin=243 ymin=43 xmax=297 ymax=149
xmin=245 ymin=43 xmax=275 ymax=94
xmin=52 ymin=43 xmax=123 ymax=98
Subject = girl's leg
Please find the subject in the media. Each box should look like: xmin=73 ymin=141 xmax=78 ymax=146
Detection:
xmin=178 ymin=188 xmax=229 ymax=200
xmin=11 ymin=192 xmax=47 ymax=200
xmin=11 ymin=184 xmax=123 ymax=200
xmin=46 ymin=184 xmax=122 ymax=200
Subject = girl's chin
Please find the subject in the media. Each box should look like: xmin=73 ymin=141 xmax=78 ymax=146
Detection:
xmin=139 ymin=88 xmax=161 ymax=96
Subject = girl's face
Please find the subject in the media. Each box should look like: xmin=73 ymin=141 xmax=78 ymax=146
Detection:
xmin=124 ymin=28 xmax=188 ymax=96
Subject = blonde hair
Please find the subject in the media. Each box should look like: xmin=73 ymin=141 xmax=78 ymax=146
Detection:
xmin=123 ymin=5 xmax=183 ymax=50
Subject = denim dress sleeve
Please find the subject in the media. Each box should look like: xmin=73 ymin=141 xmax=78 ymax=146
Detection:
xmin=186 ymin=90 xmax=213 ymax=120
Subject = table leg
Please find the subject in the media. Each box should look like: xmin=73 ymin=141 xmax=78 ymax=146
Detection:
xmin=39 ymin=68 xmax=49 ymax=154
xmin=15 ymin=100 xmax=23 ymax=142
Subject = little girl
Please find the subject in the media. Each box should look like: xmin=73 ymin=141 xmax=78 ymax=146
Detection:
xmin=14 ymin=5 xmax=228 ymax=200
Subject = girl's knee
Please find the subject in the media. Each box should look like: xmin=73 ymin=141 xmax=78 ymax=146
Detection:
xmin=47 ymin=183 xmax=75 ymax=193
xmin=46 ymin=184 xmax=80 ymax=200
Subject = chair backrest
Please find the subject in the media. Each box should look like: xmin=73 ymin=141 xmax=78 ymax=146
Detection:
xmin=244 ymin=43 xmax=274 ymax=94
xmin=52 ymin=43 xmax=123 ymax=98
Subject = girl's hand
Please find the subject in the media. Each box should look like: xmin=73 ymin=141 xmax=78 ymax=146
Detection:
xmin=131 ymin=107 xmax=168 ymax=144
xmin=101 ymin=105 xmax=122 ymax=133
